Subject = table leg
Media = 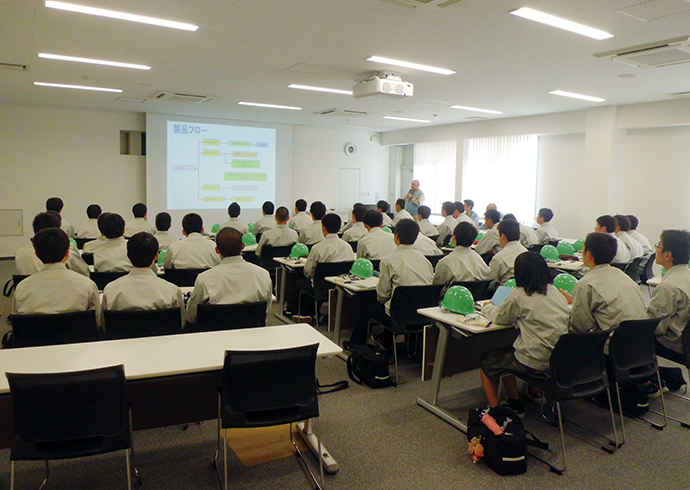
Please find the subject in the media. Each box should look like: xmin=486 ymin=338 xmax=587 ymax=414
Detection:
xmin=274 ymin=264 xmax=292 ymax=324
xmin=333 ymin=286 xmax=348 ymax=361
xmin=296 ymin=419 xmax=339 ymax=474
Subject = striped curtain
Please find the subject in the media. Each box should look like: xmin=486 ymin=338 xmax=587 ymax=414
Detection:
xmin=413 ymin=141 xmax=457 ymax=215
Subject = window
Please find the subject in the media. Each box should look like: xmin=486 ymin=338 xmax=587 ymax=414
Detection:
xmin=413 ymin=141 xmax=457 ymax=215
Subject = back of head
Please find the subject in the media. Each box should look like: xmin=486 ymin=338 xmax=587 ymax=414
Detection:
xmin=395 ymin=198 xmax=405 ymax=210
xmin=155 ymin=212 xmax=172 ymax=231
xmin=585 ymin=232 xmax=617 ymax=265
xmin=485 ymin=209 xmax=501 ymax=225
xmin=376 ymin=200 xmax=389 ymax=213
xmin=418 ymin=205 xmax=431 ymax=220
xmin=295 ymin=199 xmax=307 ymax=212
xmin=262 ymin=201 xmax=275 ymax=215
xmin=627 ymin=215 xmax=639 ymax=230
xmin=515 ymin=252 xmax=551 ymax=296
xmin=127 ymin=232 xmax=159 ymax=267
xmin=503 ymin=213 xmax=516 ymax=221
xmin=497 ymin=219 xmax=520 ymax=242
xmin=463 ymin=199 xmax=474 ymax=209
xmin=363 ymin=210 xmax=383 ymax=228
xmin=216 ymin=227 xmax=242 ymax=257
xmin=228 ymin=202 xmax=241 ymax=218
xmin=454 ymin=221 xmax=478 ymax=247
xmin=614 ymin=214 xmax=630 ymax=232
xmin=182 ymin=213 xmax=203 ymax=234
xmin=352 ymin=205 xmax=366 ymax=222
xmin=322 ymin=213 xmax=341 ymax=233
xmin=46 ymin=197 xmax=64 ymax=213
xmin=660 ymin=229 xmax=690 ymax=266
xmin=396 ymin=219 xmax=419 ymax=245
xmin=596 ymin=215 xmax=616 ymax=234
xmin=310 ymin=201 xmax=327 ymax=220
xmin=275 ymin=206 xmax=289 ymax=222
xmin=32 ymin=228 xmax=69 ymax=264
xmin=98 ymin=213 xmax=125 ymax=239
xmin=442 ymin=201 xmax=455 ymax=216
xmin=86 ymin=204 xmax=101 ymax=219
xmin=32 ymin=212 xmax=62 ymax=234
xmin=132 ymin=202 xmax=147 ymax=218
xmin=454 ymin=201 xmax=465 ymax=213
xmin=538 ymin=208 xmax=554 ymax=222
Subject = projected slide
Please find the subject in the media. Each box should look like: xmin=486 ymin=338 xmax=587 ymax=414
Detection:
xmin=166 ymin=121 xmax=276 ymax=210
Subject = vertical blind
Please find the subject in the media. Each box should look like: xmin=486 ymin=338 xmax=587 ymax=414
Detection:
xmin=413 ymin=141 xmax=457 ymax=215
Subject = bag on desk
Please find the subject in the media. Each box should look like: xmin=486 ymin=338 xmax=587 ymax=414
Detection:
xmin=347 ymin=344 xmax=394 ymax=389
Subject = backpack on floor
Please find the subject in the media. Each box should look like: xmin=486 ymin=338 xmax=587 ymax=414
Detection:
xmin=659 ymin=366 xmax=686 ymax=392
xmin=347 ymin=344 xmax=395 ymax=389
xmin=594 ymin=381 xmax=649 ymax=416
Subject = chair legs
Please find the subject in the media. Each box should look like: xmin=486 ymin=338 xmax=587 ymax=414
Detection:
xmin=290 ymin=421 xmax=325 ymax=490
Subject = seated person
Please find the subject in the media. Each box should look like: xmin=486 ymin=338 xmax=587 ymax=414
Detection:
xmin=489 ymin=219 xmax=528 ymax=287
xmin=453 ymin=201 xmax=477 ymax=227
xmin=377 ymin=200 xmax=395 ymax=228
xmin=614 ymin=214 xmax=644 ymax=260
xmin=535 ymin=207 xmax=559 ymax=244
xmin=595 ymin=215 xmax=631 ymax=264
xmin=463 ymin=199 xmax=479 ymax=224
xmin=219 ymin=202 xmax=249 ymax=234
xmin=342 ymin=205 xmax=368 ymax=242
xmin=480 ymin=252 xmax=570 ymax=415
xmin=75 ymin=204 xmax=102 ymax=239
xmin=12 ymin=228 xmax=99 ymax=318
xmin=124 ymin=202 xmax=156 ymax=237
xmin=154 ymin=212 xmax=177 ymax=251
xmin=340 ymin=202 xmax=363 ymax=234
xmin=256 ymin=206 xmax=299 ymax=257
xmin=93 ymin=213 xmax=132 ymax=273
xmin=186 ymin=227 xmax=272 ymax=324
xmin=417 ymin=205 xmax=438 ymax=238
xmin=434 ymin=222 xmax=491 ymax=291
xmin=254 ymin=201 xmax=277 ymax=236
xmin=627 ymin=215 xmax=654 ymax=256
xmin=474 ymin=209 xmax=502 ymax=259
xmin=46 ymin=196 xmax=74 ymax=238
xmin=345 ymin=219 xmax=434 ymax=349
xmin=504 ymin=213 xmax=538 ymax=248
xmin=299 ymin=201 xmax=327 ymax=246
xmin=16 ymin=211 xmax=89 ymax=277
xmin=392 ymin=198 xmax=413 ymax=225
xmin=435 ymin=201 xmax=458 ymax=246
xmin=357 ymin=210 xmax=397 ymax=260
xmin=289 ymin=199 xmax=312 ymax=233
xmin=163 ymin=213 xmax=219 ymax=270
xmin=413 ymin=232 xmax=444 ymax=256
xmin=102 ymin=232 xmax=185 ymax=328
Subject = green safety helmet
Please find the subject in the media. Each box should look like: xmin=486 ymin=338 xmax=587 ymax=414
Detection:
xmin=540 ymin=244 xmax=560 ymax=262
xmin=350 ymin=258 xmax=374 ymax=279
xmin=69 ymin=238 xmax=77 ymax=248
xmin=573 ymin=238 xmax=585 ymax=252
xmin=442 ymin=286 xmax=475 ymax=315
xmin=553 ymin=273 xmax=578 ymax=295
xmin=248 ymin=223 xmax=255 ymax=233
xmin=211 ymin=223 xmax=221 ymax=234
xmin=447 ymin=239 xmax=455 ymax=248
xmin=557 ymin=241 xmax=575 ymax=257
xmin=503 ymin=278 xmax=517 ymax=288
xmin=382 ymin=226 xmax=393 ymax=234
xmin=157 ymin=248 xmax=168 ymax=267
xmin=242 ymin=233 xmax=257 ymax=246
xmin=476 ymin=232 xmax=485 ymax=241
xmin=290 ymin=243 xmax=309 ymax=258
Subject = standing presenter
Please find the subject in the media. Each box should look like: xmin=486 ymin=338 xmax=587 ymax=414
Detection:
xmin=405 ymin=180 xmax=425 ymax=220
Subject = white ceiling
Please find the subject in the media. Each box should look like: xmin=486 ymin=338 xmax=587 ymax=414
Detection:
xmin=2 ymin=0 xmax=690 ymax=131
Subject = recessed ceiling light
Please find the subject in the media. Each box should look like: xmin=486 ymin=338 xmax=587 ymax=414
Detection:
xmin=238 ymin=102 xmax=302 ymax=110
xmin=510 ymin=7 xmax=613 ymax=40
xmin=367 ymin=56 xmax=455 ymax=75
xmin=450 ymin=105 xmax=503 ymax=115
xmin=383 ymin=116 xmax=431 ymax=123
xmin=38 ymin=53 xmax=151 ymax=70
xmin=288 ymin=84 xmax=353 ymax=95
xmin=45 ymin=1 xmax=199 ymax=31
xmin=34 ymin=81 xmax=122 ymax=92
xmin=548 ymin=90 xmax=605 ymax=102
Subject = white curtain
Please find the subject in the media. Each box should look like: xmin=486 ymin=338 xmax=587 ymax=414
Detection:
xmin=413 ymin=141 xmax=457 ymax=215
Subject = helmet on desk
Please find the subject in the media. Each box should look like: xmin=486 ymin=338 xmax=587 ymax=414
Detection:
xmin=503 ymin=279 xmax=517 ymax=288
xmin=350 ymin=258 xmax=374 ymax=279
xmin=441 ymin=286 xmax=475 ymax=315
xmin=554 ymin=273 xmax=578 ymax=295
xmin=157 ymin=248 xmax=168 ymax=267
xmin=557 ymin=241 xmax=575 ymax=257
xmin=382 ymin=226 xmax=393 ymax=234
xmin=540 ymin=245 xmax=560 ymax=262
xmin=476 ymin=232 xmax=485 ymax=241
xmin=242 ymin=233 xmax=257 ymax=246
xmin=573 ymin=239 xmax=585 ymax=252
xmin=69 ymin=238 xmax=77 ymax=248
xmin=290 ymin=243 xmax=309 ymax=258
xmin=248 ymin=223 xmax=255 ymax=233
xmin=211 ymin=223 xmax=221 ymax=234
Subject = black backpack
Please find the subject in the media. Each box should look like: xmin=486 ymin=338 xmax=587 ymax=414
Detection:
xmin=347 ymin=344 xmax=395 ymax=388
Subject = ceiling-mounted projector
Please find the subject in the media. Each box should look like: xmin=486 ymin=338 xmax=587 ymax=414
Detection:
xmin=352 ymin=72 xmax=413 ymax=98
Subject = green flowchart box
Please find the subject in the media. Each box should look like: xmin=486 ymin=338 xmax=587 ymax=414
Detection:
xmin=232 ymin=160 xmax=260 ymax=168
xmin=224 ymin=172 xmax=267 ymax=182
xmin=229 ymin=141 xmax=252 ymax=147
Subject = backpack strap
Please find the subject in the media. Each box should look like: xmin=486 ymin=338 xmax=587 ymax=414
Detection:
xmin=525 ymin=430 xmax=549 ymax=450
xmin=317 ymin=378 xmax=349 ymax=395
xmin=346 ymin=353 xmax=363 ymax=385
xmin=3 ymin=278 xmax=15 ymax=298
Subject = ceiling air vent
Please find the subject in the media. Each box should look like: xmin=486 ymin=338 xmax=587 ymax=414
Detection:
xmin=315 ymin=108 xmax=369 ymax=117
xmin=153 ymin=92 xmax=215 ymax=104
xmin=379 ymin=0 xmax=463 ymax=8
xmin=595 ymin=36 xmax=690 ymax=68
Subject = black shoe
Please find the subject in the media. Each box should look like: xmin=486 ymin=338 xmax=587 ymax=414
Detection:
xmin=342 ymin=341 xmax=354 ymax=352
xmin=370 ymin=333 xmax=392 ymax=350
xmin=501 ymin=398 xmax=525 ymax=418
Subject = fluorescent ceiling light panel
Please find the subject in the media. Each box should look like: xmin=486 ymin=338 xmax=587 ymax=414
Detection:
xmin=510 ymin=7 xmax=613 ymax=40
xmin=288 ymin=84 xmax=353 ymax=95
xmin=450 ymin=105 xmax=503 ymax=115
xmin=548 ymin=90 xmax=605 ymax=102
xmin=238 ymin=102 xmax=302 ymax=110
xmin=45 ymin=1 xmax=199 ymax=31
xmin=383 ymin=116 xmax=431 ymax=123
xmin=39 ymin=53 xmax=151 ymax=70
xmin=367 ymin=56 xmax=455 ymax=75
xmin=34 ymin=81 xmax=122 ymax=92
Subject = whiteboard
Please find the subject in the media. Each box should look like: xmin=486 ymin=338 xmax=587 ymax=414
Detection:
xmin=339 ymin=168 xmax=361 ymax=211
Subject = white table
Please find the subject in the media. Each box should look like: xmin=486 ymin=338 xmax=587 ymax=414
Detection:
xmin=273 ymin=257 xmax=307 ymax=323
xmin=547 ymin=260 xmax=585 ymax=273
xmin=242 ymin=244 xmax=257 ymax=253
xmin=325 ymin=276 xmax=379 ymax=354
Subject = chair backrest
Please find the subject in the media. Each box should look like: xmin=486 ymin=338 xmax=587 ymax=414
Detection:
xmin=608 ymin=316 xmax=666 ymax=382
xmin=195 ymin=302 xmax=267 ymax=332
xmin=440 ymin=235 xmax=452 ymax=248
xmin=90 ymin=271 xmax=128 ymax=291
xmin=548 ymin=239 xmax=560 ymax=248
xmin=370 ymin=259 xmax=381 ymax=272
xmin=610 ymin=262 xmax=629 ymax=271
xmin=81 ymin=252 xmax=94 ymax=266
xmin=12 ymin=275 xmax=29 ymax=287
xmin=221 ymin=344 xmax=319 ymax=428
xmin=102 ymin=307 xmax=182 ymax=340
xmin=389 ymin=284 xmax=445 ymax=335
xmin=527 ymin=244 xmax=545 ymax=254
xmin=313 ymin=261 xmax=355 ymax=301
xmin=11 ymin=310 xmax=99 ymax=348
xmin=6 ymin=364 xmax=130 ymax=460
xmin=682 ymin=320 xmax=690 ymax=370
xmin=258 ymin=245 xmax=293 ymax=272
xmin=450 ymin=280 xmax=494 ymax=301
xmin=74 ymin=238 xmax=95 ymax=250
xmin=624 ymin=256 xmax=644 ymax=284
xmin=425 ymin=254 xmax=443 ymax=268
xmin=348 ymin=241 xmax=358 ymax=253
xmin=162 ymin=268 xmax=209 ymax=287
xmin=640 ymin=255 xmax=655 ymax=285
xmin=254 ymin=232 xmax=262 ymax=243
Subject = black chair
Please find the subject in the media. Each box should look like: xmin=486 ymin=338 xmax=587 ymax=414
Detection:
xmin=75 ymin=237 xmax=96 ymax=250
xmin=12 ymin=275 xmax=28 ymax=287
xmin=298 ymin=261 xmax=354 ymax=329
xmin=11 ymin=310 xmax=98 ymax=348
xmin=3 ymin=275 xmax=29 ymax=297
xmin=90 ymin=271 xmax=128 ymax=291
xmin=347 ymin=241 xmax=358 ymax=253
xmin=624 ymin=256 xmax=644 ymax=284
xmin=258 ymin=244 xmax=294 ymax=280
xmin=611 ymin=262 xmax=630 ymax=272
xmin=6 ymin=365 xmax=138 ymax=490
xmin=439 ymin=235 xmax=452 ymax=248
xmin=102 ymin=307 xmax=183 ymax=340
xmin=254 ymin=232 xmax=262 ymax=244
xmin=657 ymin=322 xmax=690 ymax=426
xmin=548 ymin=239 xmax=560 ymax=248
xmin=510 ymin=329 xmax=619 ymax=474
xmin=81 ymin=252 xmax=94 ymax=266
xmin=195 ymin=302 xmax=267 ymax=332
xmin=425 ymin=255 xmax=443 ymax=268
xmin=370 ymin=259 xmax=381 ymax=272
xmin=450 ymin=280 xmax=493 ymax=301
xmin=215 ymin=344 xmax=323 ymax=490
xmin=527 ymin=243 xmax=545 ymax=254
xmin=162 ymin=268 xmax=209 ymax=287
xmin=639 ymin=255 xmax=655 ymax=285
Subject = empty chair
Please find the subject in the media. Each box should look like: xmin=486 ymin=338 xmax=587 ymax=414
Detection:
xmin=624 ymin=257 xmax=644 ymax=284
xmin=162 ymin=268 xmax=209 ymax=287
xmin=298 ymin=261 xmax=354 ymax=329
xmin=10 ymin=310 xmax=98 ymax=348
xmin=450 ymin=280 xmax=493 ymax=301
xmin=425 ymin=255 xmax=443 ymax=268
xmin=102 ymin=307 xmax=183 ymax=340
xmin=90 ymin=271 xmax=128 ymax=291
xmin=195 ymin=302 xmax=267 ymax=332
xmin=258 ymin=244 xmax=294 ymax=280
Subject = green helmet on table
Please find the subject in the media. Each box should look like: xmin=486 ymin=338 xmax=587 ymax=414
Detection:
xmin=441 ymin=286 xmax=475 ymax=315
xmin=503 ymin=278 xmax=517 ymax=288
xmin=290 ymin=243 xmax=309 ymax=259
xmin=540 ymin=244 xmax=560 ymax=262
xmin=382 ymin=226 xmax=392 ymax=234
xmin=553 ymin=273 xmax=578 ymax=295
xmin=211 ymin=223 xmax=221 ymax=234
xmin=242 ymin=233 xmax=257 ymax=246
xmin=573 ymin=239 xmax=585 ymax=252
xmin=157 ymin=248 xmax=168 ymax=267
xmin=350 ymin=258 xmax=374 ymax=279
xmin=248 ymin=223 xmax=255 ymax=233
xmin=557 ymin=241 xmax=575 ymax=257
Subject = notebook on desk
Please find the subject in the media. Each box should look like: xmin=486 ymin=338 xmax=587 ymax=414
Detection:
xmin=490 ymin=285 xmax=513 ymax=307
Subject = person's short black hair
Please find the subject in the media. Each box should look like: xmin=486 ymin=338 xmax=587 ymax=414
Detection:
xmin=86 ymin=204 xmax=101 ymax=219
xmin=454 ymin=201 xmax=465 ymax=213
xmin=418 ymin=205 xmax=431 ymax=220
xmin=614 ymin=214 xmax=631 ymax=232
xmin=98 ymin=213 xmax=125 ymax=239
xmin=352 ymin=205 xmax=366 ymax=222
xmin=596 ymin=215 xmax=617 ymax=234
xmin=396 ymin=198 xmax=406 ymax=209
xmin=32 ymin=228 xmax=70 ymax=264
xmin=275 ymin=206 xmax=289 ymax=222
xmin=660 ymin=230 xmax=690 ymax=266
xmin=310 ymin=201 xmax=327 ymax=220
xmin=322 ymin=213 xmax=341 ymax=233
xmin=363 ymin=210 xmax=383 ymax=228
xmin=395 ymin=219 xmax=419 ymax=245
xmin=627 ymin=215 xmax=639 ymax=230
xmin=515 ymin=252 xmax=552 ymax=296
xmin=262 ymin=201 xmax=274 ymax=215
xmin=538 ymin=208 xmax=553 ymax=222
xmin=127 ymin=232 xmax=158 ymax=267
xmin=216 ymin=227 xmax=242 ymax=257
xmin=295 ymin=199 xmax=307 ymax=212
xmin=32 ymin=212 xmax=61 ymax=234
xmin=155 ymin=212 xmax=171 ymax=231
xmin=132 ymin=203 xmax=147 ymax=218
xmin=484 ymin=209 xmax=501 ymax=224
xmin=46 ymin=197 xmax=64 ymax=213
xmin=228 ymin=202 xmax=241 ymax=218
xmin=463 ymin=199 xmax=474 ymax=209
xmin=182 ymin=213 xmax=203 ymax=234
xmin=376 ymin=200 xmax=389 ymax=213
xmin=584 ymin=232 xmax=617 ymax=265
xmin=442 ymin=201 xmax=455 ymax=216
xmin=497 ymin=219 xmax=520 ymax=242
xmin=454 ymin=221 xmax=478 ymax=247
xmin=503 ymin=213 xmax=516 ymax=221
